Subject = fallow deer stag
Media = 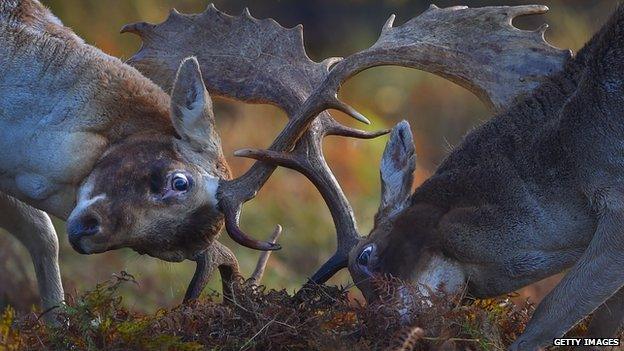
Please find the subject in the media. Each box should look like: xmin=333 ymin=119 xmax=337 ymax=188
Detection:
xmin=0 ymin=0 xmax=283 ymax=318
xmin=122 ymin=3 xmax=613 ymax=350
xmin=351 ymin=6 xmax=624 ymax=351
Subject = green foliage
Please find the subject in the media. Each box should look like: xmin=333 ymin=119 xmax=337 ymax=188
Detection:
xmin=0 ymin=306 xmax=21 ymax=351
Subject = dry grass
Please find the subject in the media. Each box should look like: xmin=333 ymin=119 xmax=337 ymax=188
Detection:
xmin=1 ymin=272 xmax=597 ymax=351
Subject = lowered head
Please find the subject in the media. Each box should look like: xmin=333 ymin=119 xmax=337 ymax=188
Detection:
xmin=67 ymin=57 xmax=230 ymax=262
xmin=348 ymin=122 xmax=466 ymax=302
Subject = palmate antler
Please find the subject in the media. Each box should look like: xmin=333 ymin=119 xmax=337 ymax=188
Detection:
xmin=123 ymin=4 xmax=569 ymax=287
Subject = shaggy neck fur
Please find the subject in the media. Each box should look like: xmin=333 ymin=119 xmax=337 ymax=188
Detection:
xmin=411 ymin=20 xmax=602 ymax=209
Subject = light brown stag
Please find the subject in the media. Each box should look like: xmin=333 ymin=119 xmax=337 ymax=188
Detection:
xmin=0 ymin=0 xmax=281 ymax=317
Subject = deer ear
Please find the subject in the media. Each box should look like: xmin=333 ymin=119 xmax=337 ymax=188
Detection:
xmin=378 ymin=120 xmax=416 ymax=219
xmin=170 ymin=56 xmax=218 ymax=151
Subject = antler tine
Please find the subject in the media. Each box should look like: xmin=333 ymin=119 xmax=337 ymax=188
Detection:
xmin=249 ymin=225 xmax=283 ymax=285
xmin=325 ymin=118 xmax=391 ymax=139
xmin=505 ymin=4 xmax=550 ymax=20
xmin=185 ymin=227 xmax=281 ymax=301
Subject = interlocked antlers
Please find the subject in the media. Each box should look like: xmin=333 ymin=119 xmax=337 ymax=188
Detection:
xmin=123 ymin=4 xmax=569 ymax=286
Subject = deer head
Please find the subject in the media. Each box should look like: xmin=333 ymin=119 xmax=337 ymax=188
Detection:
xmin=65 ymin=54 xmax=283 ymax=298
xmin=343 ymin=6 xmax=575 ymax=300
xmin=65 ymin=57 xmax=231 ymax=263
xmin=348 ymin=121 xmax=468 ymax=301
xmin=121 ymin=4 xmax=570 ymax=298
xmin=1 ymin=0 xmax=238 ymax=266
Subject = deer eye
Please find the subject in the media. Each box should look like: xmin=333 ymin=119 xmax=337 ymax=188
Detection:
xmin=171 ymin=173 xmax=190 ymax=192
xmin=357 ymin=245 xmax=374 ymax=267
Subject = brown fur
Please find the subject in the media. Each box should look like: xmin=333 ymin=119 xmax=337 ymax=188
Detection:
xmin=83 ymin=133 xmax=229 ymax=259
xmin=351 ymin=6 xmax=624 ymax=349
xmin=0 ymin=0 xmax=81 ymax=43
xmin=2 ymin=1 xmax=230 ymax=263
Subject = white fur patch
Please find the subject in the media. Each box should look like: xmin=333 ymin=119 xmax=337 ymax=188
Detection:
xmin=68 ymin=180 xmax=105 ymax=221
xmin=414 ymin=254 xmax=465 ymax=297
xmin=204 ymin=174 xmax=220 ymax=206
xmin=179 ymin=89 xmax=204 ymax=128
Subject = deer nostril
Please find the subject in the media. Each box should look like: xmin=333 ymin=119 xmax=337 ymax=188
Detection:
xmin=81 ymin=215 xmax=100 ymax=235
xmin=68 ymin=214 xmax=100 ymax=238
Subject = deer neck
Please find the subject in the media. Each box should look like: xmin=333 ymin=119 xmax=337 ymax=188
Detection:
xmin=0 ymin=7 xmax=174 ymax=218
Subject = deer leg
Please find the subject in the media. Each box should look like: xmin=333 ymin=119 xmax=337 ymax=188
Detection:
xmin=570 ymin=288 xmax=624 ymax=350
xmin=586 ymin=286 xmax=624 ymax=338
xmin=0 ymin=192 xmax=64 ymax=322
xmin=509 ymin=202 xmax=624 ymax=351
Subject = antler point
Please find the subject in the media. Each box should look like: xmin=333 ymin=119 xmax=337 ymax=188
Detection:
xmin=243 ymin=7 xmax=252 ymax=18
xmin=166 ymin=8 xmax=184 ymax=21
xmin=331 ymin=99 xmax=371 ymax=125
xmin=119 ymin=23 xmax=133 ymax=34
xmin=383 ymin=14 xmax=396 ymax=31
xmin=119 ymin=22 xmax=149 ymax=36
xmin=233 ymin=148 xmax=254 ymax=157
xmin=205 ymin=3 xmax=222 ymax=16
xmin=532 ymin=5 xmax=549 ymax=13
xmin=509 ymin=4 xmax=549 ymax=18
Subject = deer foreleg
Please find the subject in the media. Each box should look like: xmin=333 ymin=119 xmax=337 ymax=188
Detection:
xmin=0 ymin=192 xmax=64 ymax=322
xmin=586 ymin=286 xmax=624 ymax=339
xmin=510 ymin=200 xmax=624 ymax=351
